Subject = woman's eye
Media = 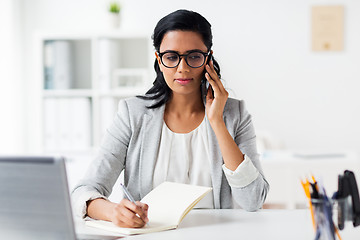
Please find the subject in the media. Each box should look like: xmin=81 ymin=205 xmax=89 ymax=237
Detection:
xmin=189 ymin=55 xmax=201 ymax=60
xmin=165 ymin=54 xmax=178 ymax=61
xmin=188 ymin=53 xmax=202 ymax=60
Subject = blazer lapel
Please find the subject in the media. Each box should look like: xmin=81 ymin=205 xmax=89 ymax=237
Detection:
xmin=139 ymin=104 xmax=165 ymax=198
xmin=205 ymin=115 xmax=226 ymax=209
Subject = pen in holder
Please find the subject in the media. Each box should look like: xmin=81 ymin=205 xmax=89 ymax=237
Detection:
xmin=311 ymin=197 xmax=350 ymax=240
xmin=334 ymin=195 xmax=353 ymax=231
xmin=302 ymin=170 xmax=360 ymax=240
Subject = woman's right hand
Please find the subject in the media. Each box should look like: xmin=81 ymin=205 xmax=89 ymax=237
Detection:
xmin=108 ymin=199 xmax=149 ymax=228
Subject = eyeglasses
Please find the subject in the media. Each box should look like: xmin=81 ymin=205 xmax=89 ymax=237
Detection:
xmin=158 ymin=50 xmax=209 ymax=68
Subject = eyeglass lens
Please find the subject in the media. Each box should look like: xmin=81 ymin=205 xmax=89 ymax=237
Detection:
xmin=161 ymin=52 xmax=206 ymax=68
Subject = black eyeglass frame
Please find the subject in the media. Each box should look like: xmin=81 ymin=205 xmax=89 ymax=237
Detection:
xmin=158 ymin=50 xmax=210 ymax=68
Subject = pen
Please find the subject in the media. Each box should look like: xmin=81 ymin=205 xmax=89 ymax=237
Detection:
xmin=301 ymin=178 xmax=316 ymax=230
xmin=120 ymin=183 xmax=148 ymax=225
xmin=120 ymin=183 xmax=136 ymax=203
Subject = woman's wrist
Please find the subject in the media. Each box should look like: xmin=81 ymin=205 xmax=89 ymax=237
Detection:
xmin=209 ymin=116 xmax=245 ymax=171
xmin=103 ymin=200 xmax=118 ymax=221
xmin=209 ymin=117 xmax=226 ymax=131
xmin=87 ymin=198 xmax=114 ymax=221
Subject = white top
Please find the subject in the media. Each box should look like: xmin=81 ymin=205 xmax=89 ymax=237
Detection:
xmin=153 ymin=118 xmax=214 ymax=208
xmin=153 ymin=117 xmax=260 ymax=209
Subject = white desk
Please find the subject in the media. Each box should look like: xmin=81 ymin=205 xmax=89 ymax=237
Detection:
xmin=76 ymin=209 xmax=360 ymax=240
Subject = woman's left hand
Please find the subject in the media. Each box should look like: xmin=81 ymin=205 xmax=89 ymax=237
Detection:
xmin=205 ymin=60 xmax=229 ymax=124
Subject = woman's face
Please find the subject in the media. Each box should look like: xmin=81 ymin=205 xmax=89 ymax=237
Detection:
xmin=156 ymin=30 xmax=208 ymax=98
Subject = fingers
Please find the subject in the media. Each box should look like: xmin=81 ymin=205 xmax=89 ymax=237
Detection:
xmin=205 ymin=72 xmax=217 ymax=89
xmin=205 ymin=71 xmax=222 ymax=96
xmin=134 ymin=201 xmax=149 ymax=223
xmin=206 ymin=60 xmax=218 ymax=81
xmin=137 ymin=201 xmax=149 ymax=215
xmin=206 ymin=84 xmax=213 ymax=99
xmin=205 ymin=61 xmax=225 ymax=93
xmin=206 ymin=84 xmax=214 ymax=103
xmin=119 ymin=204 xmax=145 ymax=227
xmin=123 ymin=200 xmax=149 ymax=223
xmin=111 ymin=199 xmax=148 ymax=228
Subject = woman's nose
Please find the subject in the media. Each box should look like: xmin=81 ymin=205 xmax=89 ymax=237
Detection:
xmin=177 ymin=57 xmax=190 ymax=72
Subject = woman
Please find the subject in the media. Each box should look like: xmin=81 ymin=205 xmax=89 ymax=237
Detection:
xmin=72 ymin=9 xmax=269 ymax=228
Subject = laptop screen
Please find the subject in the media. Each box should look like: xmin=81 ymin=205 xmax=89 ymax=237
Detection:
xmin=0 ymin=156 xmax=76 ymax=240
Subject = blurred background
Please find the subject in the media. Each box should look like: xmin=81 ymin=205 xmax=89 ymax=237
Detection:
xmin=1 ymin=0 xmax=359 ymax=208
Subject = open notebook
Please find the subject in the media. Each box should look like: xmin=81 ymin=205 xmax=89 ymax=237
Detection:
xmin=86 ymin=182 xmax=212 ymax=235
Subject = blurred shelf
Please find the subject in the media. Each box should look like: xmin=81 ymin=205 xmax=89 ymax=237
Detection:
xmin=43 ymin=89 xmax=93 ymax=98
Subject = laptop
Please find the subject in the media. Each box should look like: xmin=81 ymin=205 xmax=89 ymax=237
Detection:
xmin=0 ymin=156 xmax=121 ymax=240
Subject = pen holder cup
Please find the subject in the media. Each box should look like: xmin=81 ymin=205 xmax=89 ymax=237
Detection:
xmin=311 ymin=197 xmax=353 ymax=237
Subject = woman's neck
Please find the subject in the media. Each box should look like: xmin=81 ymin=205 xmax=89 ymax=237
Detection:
xmin=165 ymin=93 xmax=204 ymax=117
xmin=164 ymin=92 xmax=205 ymax=133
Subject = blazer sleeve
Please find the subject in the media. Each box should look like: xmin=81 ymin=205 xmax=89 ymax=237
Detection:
xmin=226 ymin=100 xmax=269 ymax=211
xmin=71 ymin=99 xmax=131 ymax=218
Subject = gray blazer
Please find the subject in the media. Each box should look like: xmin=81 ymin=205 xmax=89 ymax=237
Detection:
xmin=71 ymin=97 xmax=269 ymax=217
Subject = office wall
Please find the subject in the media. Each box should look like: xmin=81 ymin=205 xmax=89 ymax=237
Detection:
xmin=20 ymin=0 xmax=360 ymax=154
xmin=0 ymin=0 xmax=23 ymax=154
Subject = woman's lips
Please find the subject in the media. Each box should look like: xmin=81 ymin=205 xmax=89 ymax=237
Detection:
xmin=175 ymin=78 xmax=192 ymax=85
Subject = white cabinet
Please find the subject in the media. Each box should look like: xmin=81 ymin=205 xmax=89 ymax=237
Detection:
xmin=262 ymin=151 xmax=360 ymax=209
xmin=35 ymin=32 xmax=154 ymax=153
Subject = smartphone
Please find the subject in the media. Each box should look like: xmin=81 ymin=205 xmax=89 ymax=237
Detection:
xmin=203 ymin=53 xmax=214 ymax=97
